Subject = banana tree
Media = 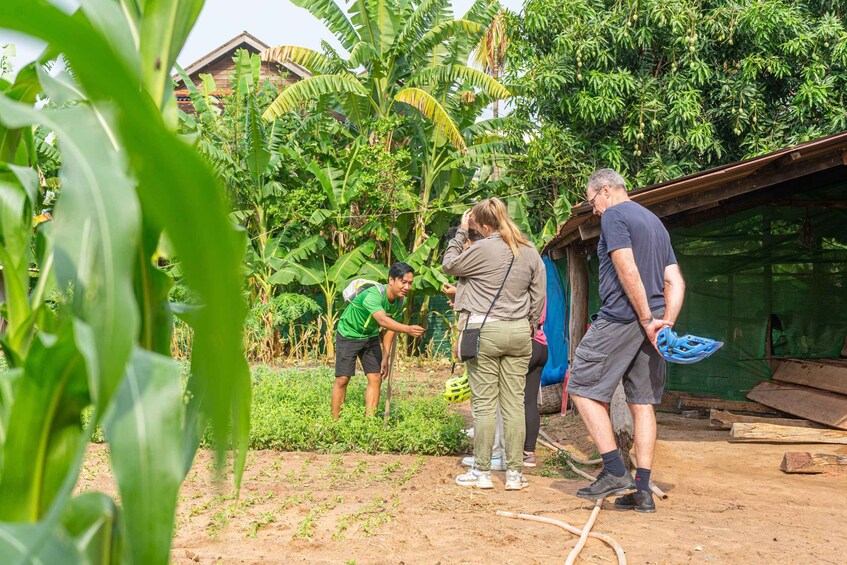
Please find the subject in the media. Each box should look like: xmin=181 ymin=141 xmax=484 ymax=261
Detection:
xmin=0 ymin=1 xmax=249 ymax=563
xmin=261 ymin=0 xmax=513 ymax=252
xmin=269 ymin=238 xmax=386 ymax=357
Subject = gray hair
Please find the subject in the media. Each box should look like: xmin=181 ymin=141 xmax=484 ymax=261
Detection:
xmin=586 ymin=168 xmax=627 ymax=193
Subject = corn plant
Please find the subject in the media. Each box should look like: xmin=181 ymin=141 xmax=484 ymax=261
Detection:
xmin=0 ymin=1 xmax=249 ymax=563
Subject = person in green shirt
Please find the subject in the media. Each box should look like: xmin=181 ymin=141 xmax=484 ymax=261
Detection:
xmin=332 ymin=262 xmax=425 ymax=419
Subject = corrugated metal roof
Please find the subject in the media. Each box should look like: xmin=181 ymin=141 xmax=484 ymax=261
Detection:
xmin=543 ymin=130 xmax=847 ymax=254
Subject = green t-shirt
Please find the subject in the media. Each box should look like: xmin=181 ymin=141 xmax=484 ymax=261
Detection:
xmin=337 ymin=285 xmax=404 ymax=339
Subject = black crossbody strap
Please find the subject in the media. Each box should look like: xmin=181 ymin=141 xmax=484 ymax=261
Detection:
xmin=463 ymin=255 xmax=515 ymax=333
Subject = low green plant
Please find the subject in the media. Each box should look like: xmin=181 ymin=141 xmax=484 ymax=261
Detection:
xmin=538 ymin=450 xmax=598 ymax=480
xmin=246 ymin=511 xmax=277 ymax=538
xmin=249 ymin=367 xmax=469 ymax=455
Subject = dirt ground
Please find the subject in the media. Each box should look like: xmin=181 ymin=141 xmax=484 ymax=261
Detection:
xmin=78 ymin=407 xmax=847 ymax=564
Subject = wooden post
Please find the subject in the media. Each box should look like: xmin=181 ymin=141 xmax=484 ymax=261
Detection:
xmin=382 ymin=337 xmax=398 ymax=423
xmin=566 ymin=246 xmax=589 ymax=364
xmin=566 ymin=246 xmax=589 ymax=415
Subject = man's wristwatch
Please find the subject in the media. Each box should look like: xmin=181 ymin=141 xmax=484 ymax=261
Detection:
xmin=640 ymin=316 xmax=654 ymax=326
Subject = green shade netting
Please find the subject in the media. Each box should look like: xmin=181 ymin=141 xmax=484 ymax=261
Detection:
xmin=575 ymin=182 xmax=847 ymax=400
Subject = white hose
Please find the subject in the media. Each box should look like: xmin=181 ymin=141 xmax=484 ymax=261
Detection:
xmin=565 ymin=499 xmax=603 ymax=565
xmin=496 ymin=510 xmax=626 ymax=565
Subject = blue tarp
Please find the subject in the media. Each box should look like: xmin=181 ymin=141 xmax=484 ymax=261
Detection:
xmin=541 ymin=255 xmax=568 ymax=386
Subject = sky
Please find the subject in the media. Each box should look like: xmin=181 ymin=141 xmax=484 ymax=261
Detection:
xmin=1 ymin=0 xmax=524 ymax=73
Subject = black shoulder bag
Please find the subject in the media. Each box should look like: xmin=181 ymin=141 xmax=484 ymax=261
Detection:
xmin=458 ymin=256 xmax=515 ymax=362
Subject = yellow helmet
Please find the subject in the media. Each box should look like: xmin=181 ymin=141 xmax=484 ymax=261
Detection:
xmin=442 ymin=372 xmax=471 ymax=403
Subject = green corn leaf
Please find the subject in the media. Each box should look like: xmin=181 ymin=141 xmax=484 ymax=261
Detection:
xmin=138 ymin=0 xmax=204 ymax=109
xmin=2 ymin=0 xmax=251 ymax=504
xmin=79 ymin=0 xmax=140 ymax=75
xmin=0 ymin=64 xmax=40 ymax=164
xmin=0 ymin=95 xmax=140 ymax=415
xmin=135 ymin=217 xmax=175 ymax=356
xmin=104 ymin=348 xmax=183 ymax=565
xmin=0 ymin=322 xmax=90 ymax=522
xmin=0 ymin=522 xmax=83 ymax=563
xmin=0 ymin=180 xmax=32 ymax=340
xmin=61 ymin=492 xmax=122 ymax=565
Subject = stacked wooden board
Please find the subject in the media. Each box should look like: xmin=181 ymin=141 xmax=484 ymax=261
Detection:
xmin=747 ymin=359 xmax=847 ymax=430
xmin=721 ymin=359 xmax=847 ymax=474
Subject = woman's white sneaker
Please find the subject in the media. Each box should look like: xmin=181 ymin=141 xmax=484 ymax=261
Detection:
xmin=504 ymin=470 xmax=528 ymax=490
xmin=455 ymin=468 xmax=494 ymax=489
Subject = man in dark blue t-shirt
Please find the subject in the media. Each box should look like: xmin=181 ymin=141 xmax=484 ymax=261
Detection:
xmin=566 ymin=169 xmax=685 ymax=513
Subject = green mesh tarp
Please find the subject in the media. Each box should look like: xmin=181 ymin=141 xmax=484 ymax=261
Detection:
xmin=569 ymin=182 xmax=847 ymax=400
xmin=423 ymin=294 xmax=455 ymax=357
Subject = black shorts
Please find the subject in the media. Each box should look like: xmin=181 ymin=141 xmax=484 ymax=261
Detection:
xmin=335 ymin=334 xmax=382 ymax=377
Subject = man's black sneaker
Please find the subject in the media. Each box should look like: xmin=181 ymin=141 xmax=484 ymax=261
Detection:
xmin=614 ymin=490 xmax=656 ymax=513
xmin=575 ymin=471 xmax=636 ymax=500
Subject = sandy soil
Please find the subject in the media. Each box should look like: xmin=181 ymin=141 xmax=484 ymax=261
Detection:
xmin=78 ymin=408 xmax=847 ymax=564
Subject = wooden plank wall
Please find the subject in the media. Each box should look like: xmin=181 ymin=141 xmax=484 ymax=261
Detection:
xmin=185 ymin=50 xmax=300 ymax=92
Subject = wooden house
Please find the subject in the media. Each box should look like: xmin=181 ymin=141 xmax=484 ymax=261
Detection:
xmin=174 ymin=31 xmax=310 ymax=113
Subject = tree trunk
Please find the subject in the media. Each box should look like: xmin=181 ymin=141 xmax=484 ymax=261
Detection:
xmin=610 ymin=383 xmax=634 ymax=471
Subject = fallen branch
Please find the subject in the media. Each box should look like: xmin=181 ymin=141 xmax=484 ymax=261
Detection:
xmin=496 ymin=510 xmax=626 ymax=565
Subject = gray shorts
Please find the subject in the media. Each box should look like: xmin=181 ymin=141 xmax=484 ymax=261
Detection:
xmin=566 ymin=312 xmax=666 ymax=404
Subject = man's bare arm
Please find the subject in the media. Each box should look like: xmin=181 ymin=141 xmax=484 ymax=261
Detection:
xmin=373 ymin=310 xmax=424 ymax=337
xmin=663 ymin=264 xmax=685 ymax=325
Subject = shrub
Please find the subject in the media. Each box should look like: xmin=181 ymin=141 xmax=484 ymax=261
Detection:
xmin=243 ymin=294 xmax=322 ymax=363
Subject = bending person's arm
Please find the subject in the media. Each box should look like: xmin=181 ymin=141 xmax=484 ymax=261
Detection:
xmin=662 ymin=264 xmax=685 ymax=325
xmin=373 ymin=310 xmax=424 ymax=337
xmin=442 ymin=231 xmax=488 ymax=277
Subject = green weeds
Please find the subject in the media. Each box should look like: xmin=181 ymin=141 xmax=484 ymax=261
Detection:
xmin=293 ymin=495 xmax=344 ymax=540
xmin=334 ymin=494 xmax=399 ymax=539
xmin=538 ymin=450 xmax=599 ymax=480
xmin=249 ymin=367 xmax=468 ymax=455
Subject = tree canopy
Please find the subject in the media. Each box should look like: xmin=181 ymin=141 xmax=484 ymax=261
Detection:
xmin=508 ymin=0 xmax=847 ymax=207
